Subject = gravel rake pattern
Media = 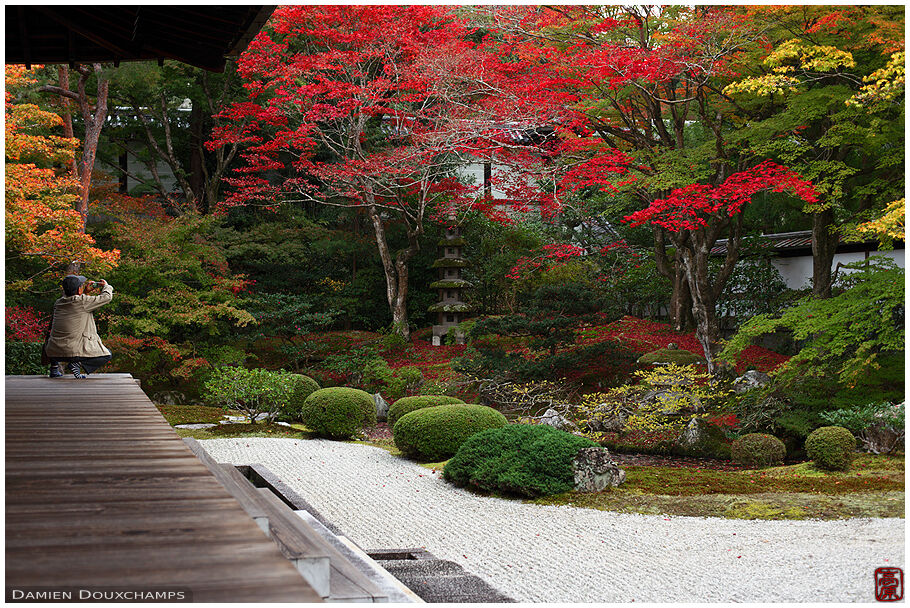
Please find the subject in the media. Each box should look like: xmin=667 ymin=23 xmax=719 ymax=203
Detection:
xmin=199 ymin=438 xmax=904 ymax=603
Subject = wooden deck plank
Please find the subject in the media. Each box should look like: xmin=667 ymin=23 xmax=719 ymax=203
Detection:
xmin=5 ymin=375 xmax=322 ymax=602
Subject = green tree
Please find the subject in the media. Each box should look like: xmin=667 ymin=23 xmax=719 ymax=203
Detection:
xmin=723 ymin=5 xmax=905 ymax=297
xmin=91 ymin=195 xmax=254 ymax=345
xmin=102 ymin=60 xmax=249 ymax=212
xmin=720 ymin=257 xmax=904 ymax=387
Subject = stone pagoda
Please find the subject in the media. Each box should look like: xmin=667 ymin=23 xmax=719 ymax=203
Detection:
xmin=429 ymin=226 xmax=472 ymax=345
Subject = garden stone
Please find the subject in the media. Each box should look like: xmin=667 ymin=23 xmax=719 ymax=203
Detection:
xmin=863 ymin=403 xmax=904 ymax=454
xmin=153 ymin=390 xmax=186 ymax=405
xmin=733 ymin=370 xmax=771 ymax=394
xmin=587 ymin=404 xmax=629 ymax=433
xmin=374 ymin=393 xmax=390 ymax=422
xmin=222 ymin=413 xmax=270 ymax=424
xmin=573 ymin=447 xmax=625 ymax=491
xmin=539 ymin=408 xmax=576 ymax=432
xmin=174 ymin=423 xmax=217 ymax=430
xmin=676 ymin=417 xmax=730 ymax=459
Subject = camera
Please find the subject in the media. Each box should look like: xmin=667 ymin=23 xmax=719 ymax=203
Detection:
xmin=88 ymin=281 xmax=100 ymax=289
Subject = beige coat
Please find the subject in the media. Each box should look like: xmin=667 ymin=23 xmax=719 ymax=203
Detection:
xmin=45 ymin=284 xmax=114 ymax=358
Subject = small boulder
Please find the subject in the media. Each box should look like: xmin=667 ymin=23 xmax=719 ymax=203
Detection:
xmin=863 ymin=402 xmax=905 ymax=454
xmin=733 ymin=370 xmax=771 ymax=394
xmin=586 ymin=403 xmax=630 ymax=433
xmin=573 ymin=447 xmax=625 ymax=492
xmin=374 ymin=393 xmax=390 ymax=422
xmin=540 ymin=408 xmax=577 ymax=432
xmin=676 ymin=417 xmax=731 ymax=459
xmin=153 ymin=390 xmax=186 ymax=405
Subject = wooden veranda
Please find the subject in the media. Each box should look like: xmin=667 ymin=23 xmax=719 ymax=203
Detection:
xmin=5 ymin=374 xmax=322 ymax=602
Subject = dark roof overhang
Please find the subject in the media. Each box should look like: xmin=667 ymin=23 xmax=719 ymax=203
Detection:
xmin=711 ymin=230 xmax=904 ymax=258
xmin=6 ymin=5 xmax=275 ymax=72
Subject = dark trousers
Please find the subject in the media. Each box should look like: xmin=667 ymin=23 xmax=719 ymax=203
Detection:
xmin=50 ymin=354 xmax=113 ymax=375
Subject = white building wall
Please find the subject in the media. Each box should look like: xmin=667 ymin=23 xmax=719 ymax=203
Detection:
xmin=460 ymin=161 xmax=508 ymax=199
xmin=772 ymin=249 xmax=905 ymax=290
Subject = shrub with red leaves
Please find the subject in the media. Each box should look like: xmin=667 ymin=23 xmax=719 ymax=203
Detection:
xmin=5 ymin=306 xmax=48 ymax=342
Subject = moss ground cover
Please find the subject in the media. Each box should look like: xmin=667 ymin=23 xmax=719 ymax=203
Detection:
xmin=156 ymin=404 xmax=230 ymax=425
xmin=533 ymin=453 xmax=904 ymax=520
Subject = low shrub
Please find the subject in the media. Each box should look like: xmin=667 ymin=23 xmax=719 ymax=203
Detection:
xmin=805 ymin=426 xmax=856 ymax=471
xmin=279 ymin=374 xmax=321 ymax=422
xmin=361 ymin=357 xmax=423 ymax=400
xmin=6 ymin=341 xmax=44 ymax=375
xmin=393 ymin=404 xmax=507 ymax=461
xmin=301 ymin=387 xmax=376 ymax=439
xmin=387 ymin=395 xmax=466 ymax=427
xmin=731 ymin=433 xmax=787 ymax=467
xmin=204 ymin=367 xmax=295 ymax=423
xmin=443 ymin=424 xmax=598 ymax=497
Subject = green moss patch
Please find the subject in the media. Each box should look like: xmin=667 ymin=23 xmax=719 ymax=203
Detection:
xmin=174 ymin=422 xmax=316 ymax=441
xmin=534 ymin=489 xmax=904 ymax=520
xmin=156 ymin=404 xmax=229 ymax=425
xmin=637 ymin=347 xmax=705 ymax=365
xmin=624 ymin=462 xmax=903 ymax=496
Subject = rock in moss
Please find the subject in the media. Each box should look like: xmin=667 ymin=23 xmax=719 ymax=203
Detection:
xmin=676 ymin=417 xmax=732 ymax=459
xmin=638 ymin=344 xmax=706 ymax=366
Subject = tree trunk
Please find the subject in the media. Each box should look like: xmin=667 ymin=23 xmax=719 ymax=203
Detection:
xmin=392 ymin=257 xmax=410 ymax=339
xmin=76 ymin=65 xmax=109 ymax=228
xmin=680 ymin=244 xmax=721 ymax=374
xmin=57 ymin=66 xmax=79 ymax=178
xmin=654 ymin=226 xmax=694 ymax=330
xmin=366 ymin=204 xmax=413 ymax=341
xmin=189 ymin=103 xmax=207 ymax=212
xmin=811 ymin=207 xmax=838 ymax=298
xmin=671 ymin=265 xmax=694 ymax=331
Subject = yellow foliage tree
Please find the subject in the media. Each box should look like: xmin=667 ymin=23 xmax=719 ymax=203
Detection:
xmin=5 ymin=65 xmax=119 ymax=291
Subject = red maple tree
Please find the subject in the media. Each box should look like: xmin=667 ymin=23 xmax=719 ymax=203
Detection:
xmin=211 ymin=5 xmax=532 ymax=338
xmin=625 ymin=161 xmax=817 ymax=371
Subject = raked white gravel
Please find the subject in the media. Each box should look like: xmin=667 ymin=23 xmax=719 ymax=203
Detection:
xmin=199 ymin=437 xmax=904 ymax=603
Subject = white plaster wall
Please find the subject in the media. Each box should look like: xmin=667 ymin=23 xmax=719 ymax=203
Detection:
xmin=460 ymin=162 xmax=509 ymax=199
xmin=772 ymin=249 xmax=904 ymax=290
xmin=125 ymin=151 xmax=180 ymax=194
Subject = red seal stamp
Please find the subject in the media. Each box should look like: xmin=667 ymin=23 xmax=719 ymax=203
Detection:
xmin=875 ymin=567 xmax=903 ymax=602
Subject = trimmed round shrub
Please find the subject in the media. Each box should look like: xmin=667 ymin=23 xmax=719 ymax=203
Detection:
xmin=279 ymin=374 xmax=321 ymax=422
xmin=444 ymin=424 xmax=598 ymax=497
xmin=805 ymin=426 xmax=856 ymax=471
xmin=393 ymin=404 xmax=507 ymax=461
xmin=301 ymin=387 xmax=376 ymax=439
xmin=387 ymin=395 xmax=465 ymax=427
xmin=731 ymin=433 xmax=787 ymax=467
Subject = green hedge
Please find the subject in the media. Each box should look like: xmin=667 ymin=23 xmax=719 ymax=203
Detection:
xmin=731 ymin=433 xmax=786 ymax=467
xmin=805 ymin=426 xmax=856 ymax=471
xmin=393 ymin=404 xmax=507 ymax=461
xmin=280 ymin=374 xmax=321 ymax=422
xmin=387 ymin=395 xmax=465 ymax=427
xmin=443 ymin=424 xmax=598 ymax=497
xmin=301 ymin=387 xmax=376 ymax=439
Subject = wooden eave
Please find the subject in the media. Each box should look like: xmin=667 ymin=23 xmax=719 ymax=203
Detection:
xmin=6 ymin=5 xmax=275 ymax=72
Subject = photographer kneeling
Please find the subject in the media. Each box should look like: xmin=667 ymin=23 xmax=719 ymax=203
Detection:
xmin=46 ymin=275 xmax=114 ymax=379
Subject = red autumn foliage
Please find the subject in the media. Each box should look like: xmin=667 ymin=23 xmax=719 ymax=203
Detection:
xmin=5 ymin=306 xmax=49 ymax=342
xmin=624 ymin=161 xmax=818 ymax=232
xmin=577 ymin=316 xmax=788 ymax=373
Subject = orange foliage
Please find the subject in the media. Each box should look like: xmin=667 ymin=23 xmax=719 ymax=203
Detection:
xmin=5 ymin=65 xmax=119 ymax=287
